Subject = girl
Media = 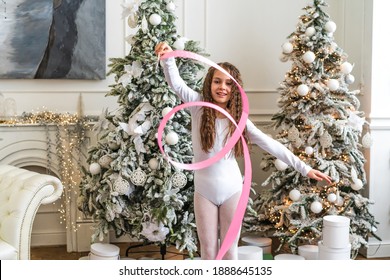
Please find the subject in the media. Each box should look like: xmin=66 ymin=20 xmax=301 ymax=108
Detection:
xmin=155 ymin=42 xmax=332 ymax=260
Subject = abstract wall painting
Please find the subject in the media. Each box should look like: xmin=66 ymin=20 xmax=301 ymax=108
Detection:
xmin=0 ymin=0 xmax=106 ymax=80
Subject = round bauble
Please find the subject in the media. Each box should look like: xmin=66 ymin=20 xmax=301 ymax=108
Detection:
xmin=166 ymin=131 xmax=179 ymax=145
xmin=89 ymin=163 xmax=101 ymax=175
xmin=279 ymin=54 xmax=289 ymax=63
xmin=335 ymin=196 xmax=344 ymax=206
xmin=305 ymin=146 xmax=314 ymax=155
xmin=289 ymin=189 xmax=301 ymax=201
xmin=325 ymin=21 xmax=337 ymax=33
xmin=148 ymin=158 xmax=159 ymax=170
xmin=310 ymin=201 xmax=323 ymax=214
xmin=275 ymin=159 xmax=288 ymax=171
xmin=362 ymin=132 xmax=373 ymax=148
xmin=162 ymin=107 xmax=173 ymax=118
xmin=98 ymin=155 xmax=113 ymax=169
xmin=173 ymin=38 xmax=186 ymax=50
xmin=130 ymin=169 xmax=147 ymax=186
xmin=114 ymin=177 xmax=134 ymax=196
xmin=297 ymin=84 xmax=309 ymax=96
xmin=351 ymin=179 xmax=363 ymax=191
xmin=303 ymin=51 xmax=315 ymax=63
xmin=345 ymin=74 xmax=355 ymax=85
xmin=340 ymin=62 xmax=353 ymax=74
xmin=327 ymin=79 xmax=339 ymax=91
xmin=127 ymin=14 xmax=138 ymax=28
xmin=282 ymin=42 xmax=293 ymax=54
xmin=305 ymin=26 xmax=316 ymax=37
xmin=108 ymin=141 xmax=120 ymax=150
xmin=172 ymin=172 xmax=188 ymax=188
xmin=327 ymin=193 xmax=337 ymax=203
xmin=166 ymin=2 xmax=176 ymax=12
xmin=149 ymin=13 xmax=161 ymax=26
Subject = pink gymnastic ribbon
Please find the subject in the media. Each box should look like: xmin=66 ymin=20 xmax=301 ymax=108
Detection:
xmin=157 ymin=50 xmax=252 ymax=260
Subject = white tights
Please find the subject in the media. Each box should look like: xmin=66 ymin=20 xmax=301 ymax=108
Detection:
xmin=194 ymin=191 xmax=241 ymax=260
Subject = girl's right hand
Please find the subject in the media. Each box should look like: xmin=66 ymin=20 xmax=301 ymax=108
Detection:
xmin=155 ymin=42 xmax=173 ymax=57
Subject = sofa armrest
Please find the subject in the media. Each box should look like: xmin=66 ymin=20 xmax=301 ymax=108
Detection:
xmin=0 ymin=165 xmax=63 ymax=260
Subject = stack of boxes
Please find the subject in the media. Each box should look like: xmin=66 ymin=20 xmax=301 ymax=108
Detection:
xmin=318 ymin=215 xmax=351 ymax=260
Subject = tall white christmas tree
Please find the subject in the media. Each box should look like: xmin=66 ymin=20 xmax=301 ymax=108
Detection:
xmin=78 ymin=0 xmax=206 ymax=256
xmin=244 ymin=0 xmax=380 ymax=258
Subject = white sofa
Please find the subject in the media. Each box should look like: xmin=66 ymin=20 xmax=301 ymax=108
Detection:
xmin=0 ymin=165 xmax=63 ymax=260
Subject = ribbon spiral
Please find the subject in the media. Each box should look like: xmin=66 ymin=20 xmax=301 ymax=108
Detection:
xmin=157 ymin=51 xmax=252 ymax=260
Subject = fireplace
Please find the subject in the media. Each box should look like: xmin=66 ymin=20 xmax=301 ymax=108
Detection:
xmin=0 ymin=122 xmax=95 ymax=252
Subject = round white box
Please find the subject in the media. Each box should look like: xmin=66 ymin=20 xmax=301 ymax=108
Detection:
xmin=322 ymin=215 xmax=350 ymax=248
xmin=274 ymin=254 xmax=305 ymax=260
xmin=238 ymin=246 xmax=263 ymax=260
xmin=318 ymin=241 xmax=351 ymax=260
xmin=241 ymin=235 xmax=272 ymax=254
xmin=298 ymin=245 xmax=318 ymax=260
xmin=89 ymin=243 xmax=120 ymax=260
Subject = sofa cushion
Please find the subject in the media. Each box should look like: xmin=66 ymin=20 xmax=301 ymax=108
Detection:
xmin=0 ymin=240 xmax=17 ymax=260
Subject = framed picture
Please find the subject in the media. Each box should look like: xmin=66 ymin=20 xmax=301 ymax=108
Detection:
xmin=0 ymin=0 xmax=106 ymax=80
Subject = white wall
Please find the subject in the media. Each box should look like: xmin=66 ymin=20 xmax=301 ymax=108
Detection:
xmin=3 ymin=0 xmax=387 ymax=255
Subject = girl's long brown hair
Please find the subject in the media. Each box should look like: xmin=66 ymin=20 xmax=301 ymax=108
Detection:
xmin=200 ymin=62 xmax=249 ymax=157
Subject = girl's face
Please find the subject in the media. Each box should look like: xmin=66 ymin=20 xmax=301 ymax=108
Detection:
xmin=210 ymin=70 xmax=233 ymax=109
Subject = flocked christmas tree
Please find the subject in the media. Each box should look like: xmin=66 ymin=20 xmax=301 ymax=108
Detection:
xmin=78 ymin=0 xmax=206 ymax=256
xmin=244 ymin=0 xmax=380 ymax=258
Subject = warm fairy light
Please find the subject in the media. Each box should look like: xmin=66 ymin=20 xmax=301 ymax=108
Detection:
xmin=2 ymin=110 xmax=89 ymax=232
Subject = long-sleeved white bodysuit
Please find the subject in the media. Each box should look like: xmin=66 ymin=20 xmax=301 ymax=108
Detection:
xmin=162 ymin=58 xmax=311 ymax=206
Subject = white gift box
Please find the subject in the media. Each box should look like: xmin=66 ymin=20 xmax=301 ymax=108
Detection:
xmin=241 ymin=235 xmax=272 ymax=254
xmin=318 ymin=241 xmax=351 ymax=260
xmin=237 ymin=246 xmax=263 ymax=260
xmin=298 ymin=245 xmax=319 ymax=260
xmin=274 ymin=253 xmax=305 ymax=260
xmin=322 ymin=215 xmax=350 ymax=248
xmin=89 ymin=243 xmax=120 ymax=260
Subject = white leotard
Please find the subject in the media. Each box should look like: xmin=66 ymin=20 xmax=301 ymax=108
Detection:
xmin=162 ymin=58 xmax=311 ymax=206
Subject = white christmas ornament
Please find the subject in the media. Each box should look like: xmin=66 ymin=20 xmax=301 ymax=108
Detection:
xmin=282 ymin=42 xmax=293 ymax=54
xmin=297 ymin=84 xmax=309 ymax=96
xmin=98 ymin=155 xmax=113 ymax=169
xmin=305 ymin=26 xmax=316 ymax=37
xmin=362 ymin=132 xmax=373 ymax=148
xmin=166 ymin=131 xmax=179 ymax=145
xmin=279 ymin=54 xmax=289 ymax=63
xmin=166 ymin=2 xmax=176 ymax=12
xmin=149 ymin=13 xmax=162 ymax=26
xmin=289 ymin=189 xmax=301 ymax=201
xmin=351 ymin=179 xmax=363 ymax=191
xmin=345 ymin=74 xmax=355 ymax=85
xmin=340 ymin=62 xmax=353 ymax=74
xmin=325 ymin=21 xmax=337 ymax=33
xmin=130 ymin=169 xmax=147 ymax=186
xmin=303 ymin=51 xmax=315 ymax=63
xmin=162 ymin=107 xmax=173 ymax=118
xmin=327 ymin=193 xmax=337 ymax=203
xmin=275 ymin=159 xmax=288 ymax=171
xmin=173 ymin=38 xmax=186 ymax=50
xmin=335 ymin=195 xmax=344 ymax=206
xmin=310 ymin=201 xmax=323 ymax=214
xmin=327 ymin=79 xmax=339 ymax=91
xmin=89 ymin=163 xmax=101 ymax=175
xmin=172 ymin=172 xmax=188 ymax=188
xmin=114 ymin=177 xmax=134 ymax=196
xmin=148 ymin=158 xmax=159 ymax=170
xmin=305 ymin=146 xmax=314 ymax=155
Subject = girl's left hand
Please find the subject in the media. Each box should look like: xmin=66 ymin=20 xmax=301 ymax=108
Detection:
xmin=307 ymin=169 xmax=332 ymax=184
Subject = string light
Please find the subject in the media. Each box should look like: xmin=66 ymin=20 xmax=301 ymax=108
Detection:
xmin=1 ymin=109 xmax=90 ymax=232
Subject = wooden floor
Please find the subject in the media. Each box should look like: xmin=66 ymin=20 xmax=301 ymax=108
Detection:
xmin=30 ymin=242 xmax=389 ymax=260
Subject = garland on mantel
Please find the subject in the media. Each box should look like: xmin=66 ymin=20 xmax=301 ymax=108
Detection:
xmin=1 ymin=110 xmax=92 ymax=232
